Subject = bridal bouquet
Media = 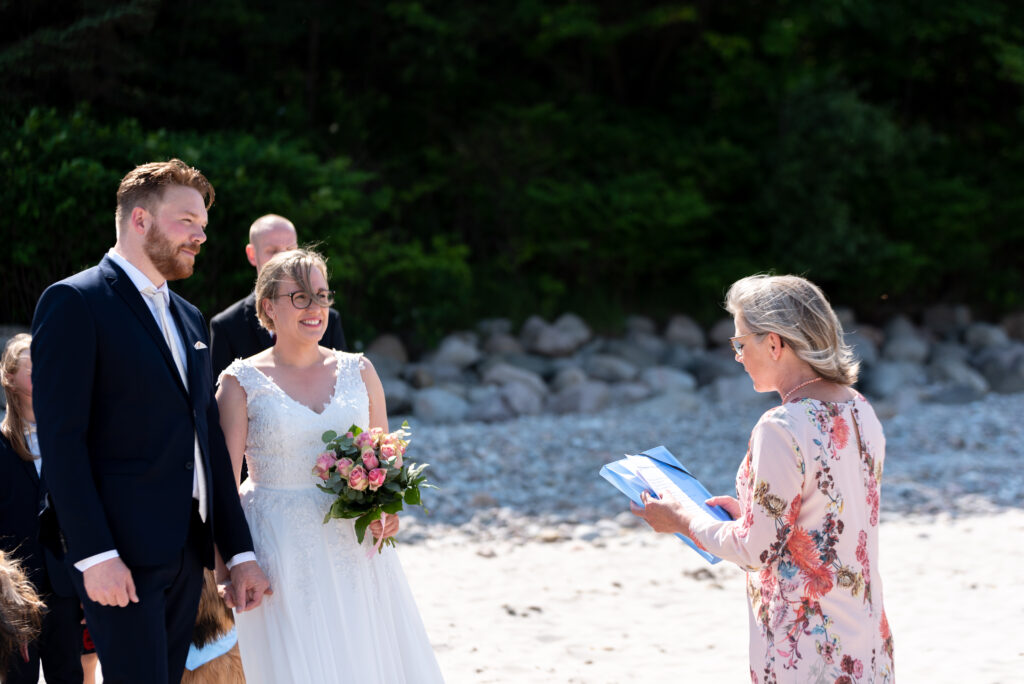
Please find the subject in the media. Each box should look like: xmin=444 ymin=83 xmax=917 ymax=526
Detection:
xmin=312 ymin=422 xmax=432 ymax=552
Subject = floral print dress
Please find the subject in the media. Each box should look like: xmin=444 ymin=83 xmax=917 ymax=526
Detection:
xmin=689 ymin=395 xmax=894 ymax=683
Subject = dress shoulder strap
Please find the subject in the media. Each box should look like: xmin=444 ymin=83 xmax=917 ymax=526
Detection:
xmin=219 ymin=357 xmax=273 ymax=401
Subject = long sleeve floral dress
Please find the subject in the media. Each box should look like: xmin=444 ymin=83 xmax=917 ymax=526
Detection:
xmin=689 ymin=394 xmax=895 ymax=683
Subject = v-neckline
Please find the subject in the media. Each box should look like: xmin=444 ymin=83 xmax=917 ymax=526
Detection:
xmin=249 ymin=351 xmax=342 ymax=416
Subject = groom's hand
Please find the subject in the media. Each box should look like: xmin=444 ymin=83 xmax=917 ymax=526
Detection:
xmin=229 ymin=560 xmax=272 ymax=612
xmin=82 ymin=557 xmax=139 ymax=607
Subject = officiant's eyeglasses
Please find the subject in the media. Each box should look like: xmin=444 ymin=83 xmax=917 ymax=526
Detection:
xmin=276 ymin=290 xmax=335 ymax=309
xmin=729 ymin=332 xmax=766 ymax=357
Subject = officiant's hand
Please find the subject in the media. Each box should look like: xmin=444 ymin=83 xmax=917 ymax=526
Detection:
xmin=705 ymin=495 xmax=741 ymax=520
xmin=630 ymin=490 xmax=691 ymax=537
xmin=229 ymin=561 xmax=272 ymax=612
xmin=82 ymin=557 xmax=139 ymax=607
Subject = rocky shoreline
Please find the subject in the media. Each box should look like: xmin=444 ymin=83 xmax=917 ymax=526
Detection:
xmin=365 ymin=305 xmax=1024 ymax=425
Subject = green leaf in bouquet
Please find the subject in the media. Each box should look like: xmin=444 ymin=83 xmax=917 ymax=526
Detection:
xmin=404 ymin=487 xmax=421 ymax=506
xmin=353 ymin=509 xmax=380 ymax=544
xmin=383 ymin=482 xmax=401 ymax=493
xmin=322 ymin=430 xmax=338 ymax=443
xmin=349 ymin=424 xmax=363 ymax=436
xmin=382 ymin=499 xmax=405 ymax=515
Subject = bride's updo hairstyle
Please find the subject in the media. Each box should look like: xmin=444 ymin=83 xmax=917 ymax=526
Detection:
xmin=255 ymin=248 xmax=330 ymax=333
xmin=725 ymin=274 xmax=859 ymax=385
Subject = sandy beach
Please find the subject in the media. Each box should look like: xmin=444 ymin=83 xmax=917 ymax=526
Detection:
xmin=403 ymin=510 xmax=1024 ymax=683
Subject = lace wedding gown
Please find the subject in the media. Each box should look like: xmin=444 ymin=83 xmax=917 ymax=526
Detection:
xmin=221 ymin=351 xmax=444 ymax=684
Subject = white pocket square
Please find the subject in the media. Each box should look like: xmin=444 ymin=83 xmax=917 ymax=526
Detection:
xmin=194 ymin=341 xmax=208 ymax=350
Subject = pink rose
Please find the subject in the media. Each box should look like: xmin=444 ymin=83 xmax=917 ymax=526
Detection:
xmin=393 ymin=452 xmax=403 ymax=469
xmin=370 ymin=427 xmax=384 ymax=438
xmin=345 ymin=431 xmax=355 ymax=440
xmin=380 ymin=443 xmax=397 ymax=462
xmin=312 ymin=451 xmax=335 ymax=481
xmin=362 ymin=451 xmax=379 ymax=470
xmin=335 ymin=457 xmax=355 ymax=477
xmin=367 ymin=468 xmax=386 ymax=491
xmin=347 ymin=466 xmax=368 ymax=491
xmin=354 ymin=432 xmax=375 ymax=449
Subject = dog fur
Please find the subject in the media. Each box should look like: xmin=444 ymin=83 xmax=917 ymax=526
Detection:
xmin=180 ymin=569 xmax=245 ymax=684
xmin=0 ymin=549 xmax=45 ymax=680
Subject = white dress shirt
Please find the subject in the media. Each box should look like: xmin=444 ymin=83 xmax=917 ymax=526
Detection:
xmin=74 ymin=250 xmax=255 ymax=572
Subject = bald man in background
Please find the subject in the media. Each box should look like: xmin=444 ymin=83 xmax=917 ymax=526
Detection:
xmin=209 ymin=215 xmax=346 ymax=379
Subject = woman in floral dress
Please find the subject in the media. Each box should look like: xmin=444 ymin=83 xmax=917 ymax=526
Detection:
xmin=633 ymin=275 xmax=894 ymax=683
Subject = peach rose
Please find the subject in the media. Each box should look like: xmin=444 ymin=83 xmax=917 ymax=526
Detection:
xmin=348 ymin=466 xmax=369 ymax=491
xmin=335 ymin=457 xmax=355 ymax=477
xmin=367 ymin=468 xmax=386 ymax=491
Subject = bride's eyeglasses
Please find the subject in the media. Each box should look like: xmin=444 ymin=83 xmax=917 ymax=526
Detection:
xmin=275 ymin=289 xmax=335 ymax=309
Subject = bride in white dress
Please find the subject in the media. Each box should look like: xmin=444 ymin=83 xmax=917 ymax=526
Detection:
xmin=215 ymin=249 xmax=444 ymax=683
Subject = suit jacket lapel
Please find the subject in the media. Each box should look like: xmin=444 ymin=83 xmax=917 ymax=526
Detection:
xmin=20 ymin=455 xmax=40 ymax=487
xmin=168 ymin=294 xmax=202 ymax=399
xmin=244 ymin=293 xmax=274 ymax=349
xmin=101 ymin=256 xmax=189 ymax=399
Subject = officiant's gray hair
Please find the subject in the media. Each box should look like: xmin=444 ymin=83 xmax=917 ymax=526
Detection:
xmin=255 ymin=248 xmax=329 ymax=332
xmin=725 ymin=274 xmax=859 ymax=385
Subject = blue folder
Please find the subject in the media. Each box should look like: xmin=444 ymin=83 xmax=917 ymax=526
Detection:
xmin=600 ymin=446 xmax=732 ymax=564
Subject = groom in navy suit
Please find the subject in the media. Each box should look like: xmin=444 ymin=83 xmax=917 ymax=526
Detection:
xmin=30 ymin=159 xmax=271 ymax=684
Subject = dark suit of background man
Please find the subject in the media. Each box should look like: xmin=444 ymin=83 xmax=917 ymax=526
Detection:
xmin=30 ymin=159 xmax=271 ymax=684
xmin=209 ymin=213 xmax=346 ymax=379
xmin=0 ymin=434 xmax=81 ymax=684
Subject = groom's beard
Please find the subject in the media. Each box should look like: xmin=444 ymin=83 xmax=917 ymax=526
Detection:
xmin=144 ymin=223 xmax=201 ymax=281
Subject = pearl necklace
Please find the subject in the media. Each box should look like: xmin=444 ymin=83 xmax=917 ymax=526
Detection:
xmin=781 ymin=376 xmax=822 ymax=404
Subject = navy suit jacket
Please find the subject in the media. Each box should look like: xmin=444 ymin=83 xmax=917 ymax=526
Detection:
xmin=0 ymin=434 xmax=75 ymax=597
xmin=30 ymin=255 xmax=254 ymax=569
xmin=210 ymin=292 xmax=346 ymax=380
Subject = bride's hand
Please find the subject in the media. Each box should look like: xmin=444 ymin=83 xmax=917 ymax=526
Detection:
xmin=370 ymin=513 xmax=400 ymax=541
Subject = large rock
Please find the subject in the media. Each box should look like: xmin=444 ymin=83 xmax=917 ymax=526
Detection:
xmin=1002 ymin=311 xmax=1024 ymax=341
xmin=844 ymin=330 xmax=879 ymax=367
xmin=482 ymin=333 xmax=523 ymax=355
xmin=490 ymin=353 xmax=554 ymax=379
xmin=585 ymin=354 xmax=639 ymax=382
xmin=521 ymin=313 xmax=592 ymax=357
xmin=664 ymin=344 xmax=698 ymax=372
xmin=366 ymin=333 xmax=408 ymax=364
xmin=640 ymin=366 xmax=697 ymax=394
xmin=480 ymin=361 xmax=547 ymax=396
xmin=603 ymin=333 xmax=666 ymax=368
xmin=548 ymin=380 xmax=610 ymax=414
xmin=691 ymin=349 xmax=745 ymax=385
xmin=862 ymin=361 xmax=927 ymax=398
xmin=433 ymin=334 xmax=482 ymax=369
xmin=412 ymin=388 xmax=468 ymax=423
xmin=922 ymin=304 xmax=971 ymax=340
xmin=708 ymin=318 xmax=735 ymax=347
xmin=551 ymin=365 xmax=588 ymax=392
xmin=973 ymin=343 xmax=1024 ymax=393
xmin=924 ymin=358 xmax=989 ymax=404
xmin=663 ymin=315 xmax=705 ymax=349
xmin=466 ymin=389 xmax=512 ymax=422
xmin=500 ymin=381 xmax=544 ymax=415
xmin=707 ymin=375 xmax=764 ymax=404
xmin=964 ymin=323 xmax=1010 ymax=350
xmin=881 ymin=335 xmax=930 ymax=364
xmin=608 ymin=381 xmax=653 ymax=405
xmin=380 ymin=377 xmax=413 ymax=413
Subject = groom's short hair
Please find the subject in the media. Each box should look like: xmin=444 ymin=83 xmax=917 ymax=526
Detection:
xmin=115 ymin=159 xmax=215 ymax=228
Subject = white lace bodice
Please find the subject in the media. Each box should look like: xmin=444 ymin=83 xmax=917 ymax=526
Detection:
xmin=220 ymin=351 xmax=370 ymax=489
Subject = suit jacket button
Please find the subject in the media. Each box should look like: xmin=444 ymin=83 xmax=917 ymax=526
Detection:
xmin=185 ymin=461 xmax=194 ymax=470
